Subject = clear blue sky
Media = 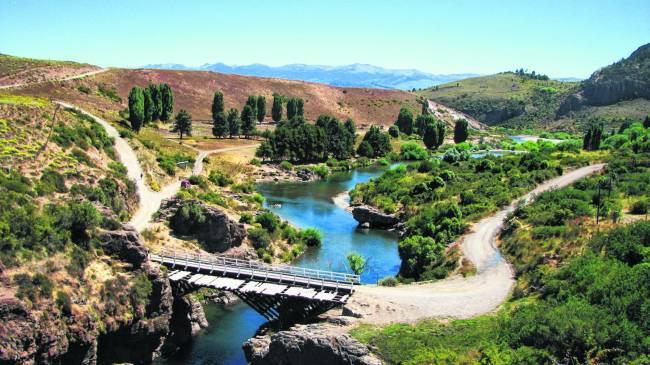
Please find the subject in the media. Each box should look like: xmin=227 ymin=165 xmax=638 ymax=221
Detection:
xmin=1 ymin=0 xmax=648 ymax=78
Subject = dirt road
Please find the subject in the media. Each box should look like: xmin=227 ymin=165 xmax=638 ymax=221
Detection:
xmin=0 ymin=68 xmax=108 ymax=89
xmin=345 ymin=163 xmax=606 ymax=324
xmin=54 ymin=102 xmax=254 ymax=231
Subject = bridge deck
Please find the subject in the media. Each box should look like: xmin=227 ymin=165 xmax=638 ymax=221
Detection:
xmin=150 ymin=250 xmax=359 ymax=305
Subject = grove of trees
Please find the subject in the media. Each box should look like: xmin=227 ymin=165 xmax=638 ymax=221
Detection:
xmin=357 ymin=126 xmax=391 ymax=158
xmin=583 ymin=124 xmax=604 ymax=151
xmin=128 ymin=83 xmax=174 ymax=132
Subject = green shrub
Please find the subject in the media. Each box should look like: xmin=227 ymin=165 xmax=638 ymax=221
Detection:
xmin=56 ymin=291 xmax=73 ymax=316
xmin=312 ymin=164 xmax=330 ymax=178
xmin=300 ymin=228 xmax=322 ymax=247
xmin=255 ymin=211 xmax=280 ymax=232
xmin=77 ymin=85 xmax=91 ymax=94
xmin=400 ymin=142 xmax=428 ymax=160
xmin=198 ymin=192 xmax=227 ymax=207
xmin=208 ymin=170 xmax=233 ymax=187
xmin=248 ymin=227 xmax=271 ymax=249
xmin=378 ymin=276 xmax=398 ymax=287
xmin=630 ymin=198 xmax=648 ymax=214
xmin=239 ymin=212 xmax=253 ymax=224
xmin=37 ymin=169 xmax=67 ymax=195
xmin=188 ymin=175 xmax=208 ymax=189
xmin=279 ymin=161 xmax=293 ymax=171
xmin=250 ymin=158 xmax=262 ymax=166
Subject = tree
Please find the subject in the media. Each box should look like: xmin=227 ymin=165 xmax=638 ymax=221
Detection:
xmin=583 ymin=124 xmax=603 ymax=151
xmin=227 ymin=108 xmax=240 ymax=138
xmin=256 ymin=95 xmax=266 ymax=123
xmin=347 ymin=252 xmax=367 ymax=275
xmin=212 ymin=112 xmax=228 ymax=138
xmin=160 ymin=83 xmax=174 ymax=121
xmin=421 ymin=100 xmax=429 ymax=115
xmin=424 ymin=121 xmax=445 ymax=150
xmin=246 ymin=95 xmax=257 ymax=118
xmin=454 ymin=119 xmax=469 ymax=143
xmin=255 ymin=141 xmax=274 ymax=161
xmin=147 ymin=84 xmax=162 ymax=121
xmin=644 ymin=115 xmax=650 ymax=129
xmin=395 ymin=107 xmax=414 ymax=135
xmin=344 ymin=118 xmax=356 ymax=143
xmin=286 ymin=98 xmax=297 ymax=120
xmin=415 ymin=113 xmax=435 ymax=136
xmin=272 ymin=94 xmax=283 ymax=122
xmin=172 ymin=109 xmax=192 ymax=139
xmin=357 ymin=141 xmax=374 ymax=157
xmin=296 ymin=98 xmax=304 ymax=117
xmin=388 ymin=125 xmax=399 ymax=138
xmin=128 ymin=87 xmax=144 ymax=132
xmin=423 ymin=122 xmax=438 ymax=150
xmin=143 ymin=87 xmax=153 ymax=125
xmin=241 ymin=105 xmax=256 ymax=138
xmin=212 ymin=91 xmax=224 ymax=118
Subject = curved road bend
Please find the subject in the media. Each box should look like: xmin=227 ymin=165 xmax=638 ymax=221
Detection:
xmin=346 ymin=163 xmax=606 ymax=323
xmin=56 ymin=102 xmax=260 ymax=231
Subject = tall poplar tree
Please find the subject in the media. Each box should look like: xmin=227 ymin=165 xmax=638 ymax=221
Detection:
xmin=148 ymin=84 xmax=162 ymax=120
xmin=128 ymin=87 xmax=145 ymax=132
xmin=286 ymin=98 xmax=297 ymax=120
xmin=227 ymin=108 xmax=241 ymax=138
xmin=212 ymin=91 xmax=224 ymax=118
xmin=256 ymin=95 xmax=266 ymax=123
xmin=454 ymin=119 xmax=469 ymax=144
xmin=241 ymin=105 xmax=256 ymax=138
xmin=143 ymin=87 xmax=153 ymax=125
xmin=160 ymin=83 xmax=174 ymax=121
xmin=272 ymin=94 xmax=283 ymax=122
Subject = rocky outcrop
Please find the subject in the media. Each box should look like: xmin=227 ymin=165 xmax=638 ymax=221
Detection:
xmin=351 ymin=204 xmax=399 ymax=228
xmin=243 ymin=323 xmax=381 ymax=365
xmin=97 ymin=225 xmax=148 ymax=268
xmin=158 ymin=198 xmax=246 ymax=253
xmin=161 ymin=296 xmax=209 ymax=355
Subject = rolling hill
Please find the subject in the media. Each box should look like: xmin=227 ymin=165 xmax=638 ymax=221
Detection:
xmin=3 ymin=58 xmax=421 ymax=127
xmin=418 ymin=43 xmax=650 ymax=130
xmin=143 ymin=62 xmax=478 ymax=90
xmin=0 ymin=54 xmax=100 ymax=88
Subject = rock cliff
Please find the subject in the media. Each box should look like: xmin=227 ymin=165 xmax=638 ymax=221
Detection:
xmin=351 ymin=204 xmax=399 ymax=228
xmin=243 ymin=323 xmax=381 ymax=365
xmin=158 ymin=198 xmax=247 ymax=253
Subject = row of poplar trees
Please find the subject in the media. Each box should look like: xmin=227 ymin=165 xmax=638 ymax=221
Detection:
xmin=211 ymin=92 xmax=305 ymax=139
xmin=393 ymin=105 xmax=469 ymax=150
xmin=127 ymin=83 xmax=174 ymax=132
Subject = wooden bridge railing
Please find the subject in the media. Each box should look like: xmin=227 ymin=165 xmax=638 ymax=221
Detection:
xmin=150 ymin=249 xmax=361 ymax=285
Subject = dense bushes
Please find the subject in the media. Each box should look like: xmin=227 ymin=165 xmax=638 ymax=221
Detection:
xmin=157 ymin=152 xmax=195 ymax=175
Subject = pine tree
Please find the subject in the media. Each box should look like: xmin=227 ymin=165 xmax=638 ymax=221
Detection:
xmin=160 ymin=83 xmax=174 ymax=121
xmin=256 ymin=95 xmax=266 ymax=123
xmin=395 ymin=107 xmax=414 ymax=135
xmin=172 ymin=109 xmax=192 ymax=139
xmin=415 ymin=114 xmax=435 ymax=136
xmin=436 ymin=122 xmax=445 ymax=147
xmin=272 ymin=94 xmax=283 ymax=122
xmin=212 ymin=91 xmax=224 ymax=119
xmin=241 ymin=105 xmax=256 ymax=138
xmin=212 ymin=112 xmax=228 ymax=138
xmin=128 ymin=87 xmax=145 ymax=132
xmin=143 ymin=87 xmax=153 ymax=126
xmin=644 ymin=115 xmax=650 ymax=129
xmin=583 ymin=128 xmax=592 ymax=150
xmin=421 ymin=100 xmax=429 ymax=115
xmin=454 ymin=119 xmax=469 ymax=144
xmin=255 ymin=141 xmax=274 ymax=161
xmin=227 ymin=108 xmax=241 ymax=138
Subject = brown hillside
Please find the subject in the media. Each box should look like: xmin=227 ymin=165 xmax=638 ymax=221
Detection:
xmin=8 ymin=68 xmax=419 ymax=126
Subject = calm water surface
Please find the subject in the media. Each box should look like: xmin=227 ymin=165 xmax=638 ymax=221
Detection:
xmin=157 ymin=165 xmax=400 ymax=365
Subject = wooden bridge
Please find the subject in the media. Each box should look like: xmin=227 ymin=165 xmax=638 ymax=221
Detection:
xmin=150 ymin=250 xmax=360 ymax=323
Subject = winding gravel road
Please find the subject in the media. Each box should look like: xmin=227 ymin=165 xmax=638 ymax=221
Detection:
xmin=55 ymin=102 xmax=256 ymax=231
xmin=345 ymin=163 xmax=606 ymax=323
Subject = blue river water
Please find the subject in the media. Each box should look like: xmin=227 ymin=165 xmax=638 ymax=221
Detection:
xmin=156 ymin=165 xmax=399 ymax=365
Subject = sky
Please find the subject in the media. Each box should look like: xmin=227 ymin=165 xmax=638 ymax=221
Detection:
xmin=1 ymin=0 xmax=648 ymax=78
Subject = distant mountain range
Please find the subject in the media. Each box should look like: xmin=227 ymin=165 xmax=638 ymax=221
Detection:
xmin=142 ymin=62 xmax=479 ymax=90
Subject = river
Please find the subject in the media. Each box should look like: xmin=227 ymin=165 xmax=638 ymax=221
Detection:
xmin=156 ymin=165 xmax=400 ymax=365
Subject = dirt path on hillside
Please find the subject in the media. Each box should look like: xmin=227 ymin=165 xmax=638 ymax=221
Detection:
xmin=0 ymin=69 xmax=108 ymax=89
xmin=344 ymin=163 xmax=605 ymax=324
xmin=427 ymin=99 xmax=485 ymax=130
xmin=54 ymin=102 xmax=249 ymax=232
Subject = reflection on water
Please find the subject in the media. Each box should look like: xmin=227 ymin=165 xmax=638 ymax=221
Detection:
xmin=156 ymin=165 xmax=400 ymax=365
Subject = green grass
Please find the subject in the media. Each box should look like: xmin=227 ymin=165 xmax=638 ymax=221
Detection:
xmin=0 ymin=94 xmax=50 ymax=107
xmin=351 ymin=316 xmax=504 ymax=364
